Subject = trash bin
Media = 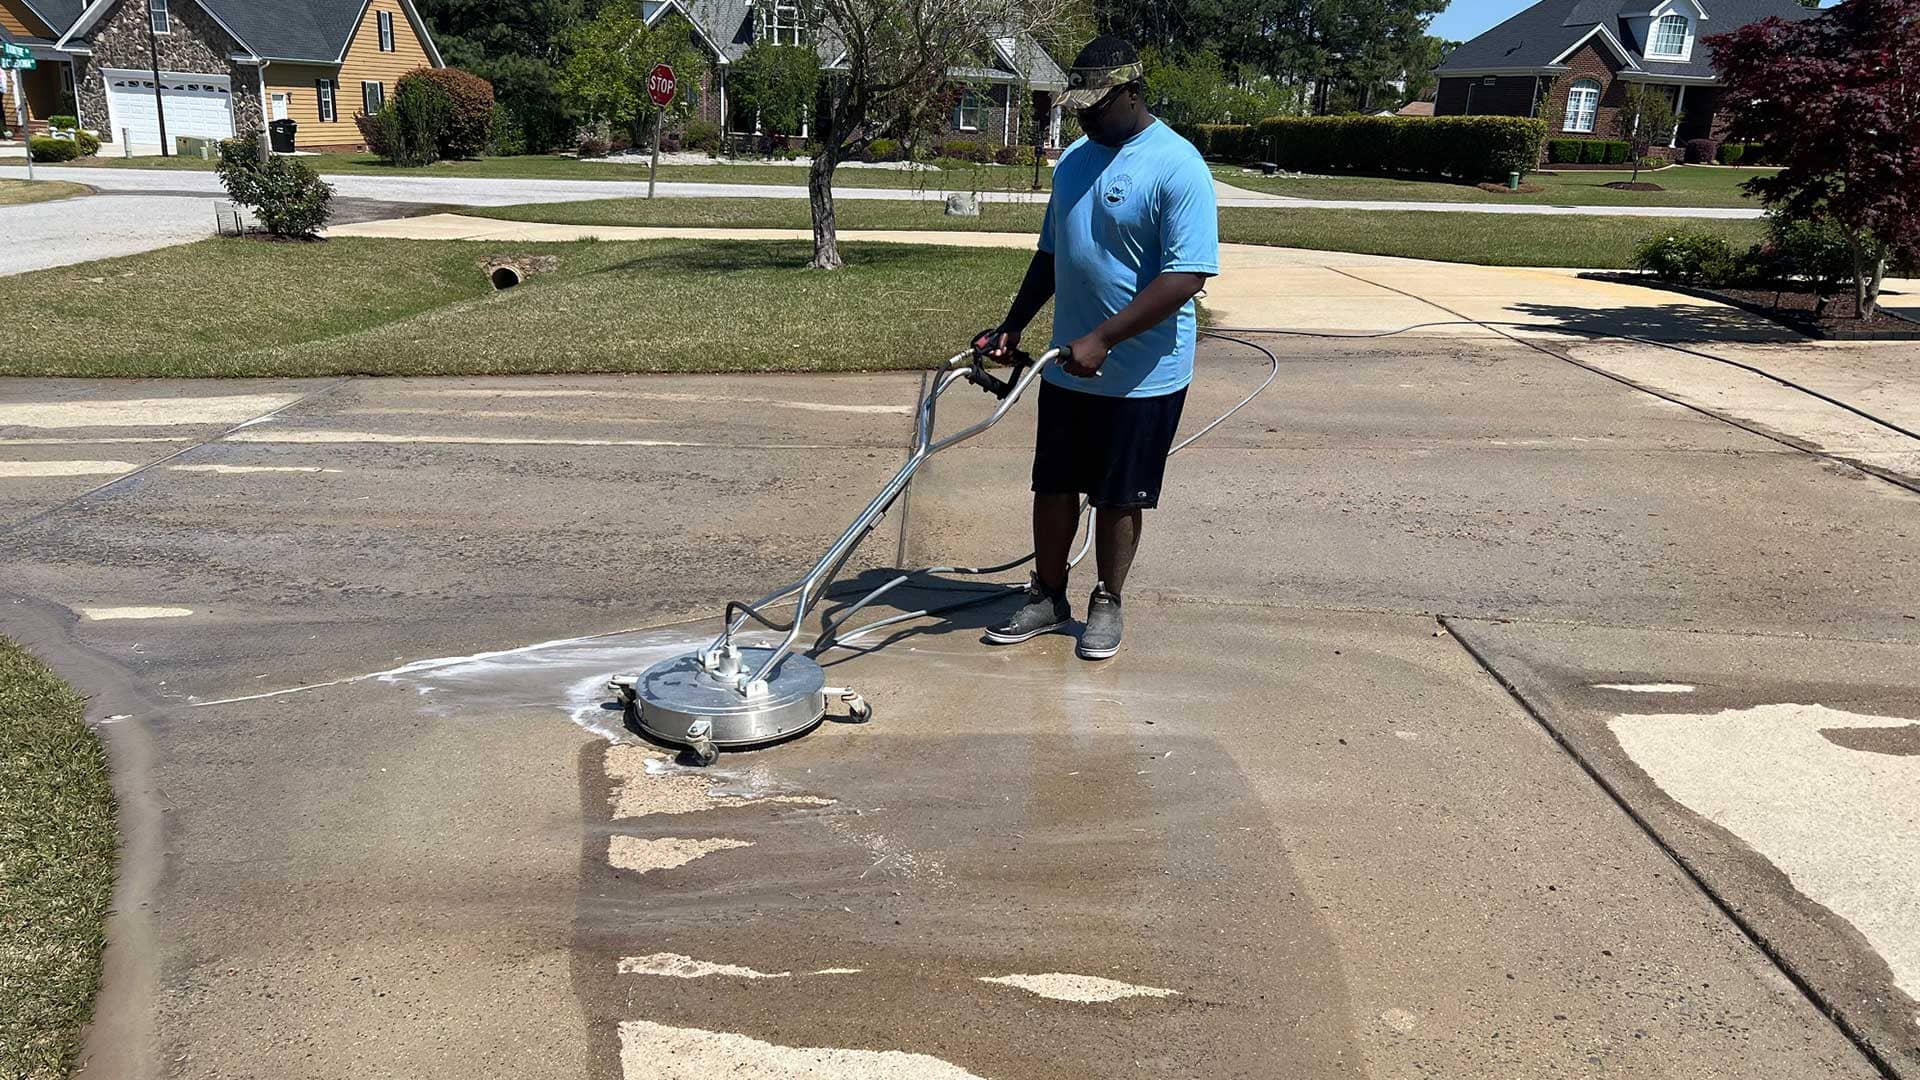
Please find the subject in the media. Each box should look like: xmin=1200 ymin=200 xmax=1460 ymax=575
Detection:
xmin=269 ymin=118 xmax=297 ymax=154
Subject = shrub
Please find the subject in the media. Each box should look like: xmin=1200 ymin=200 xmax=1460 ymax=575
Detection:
xmin=684 ymin=120 xmax=721 ymax=155
xmin=1546 ymin=138 xmax=1584 ymax=164
xmin=1633 ymin=228 xmax=1737 ymax=284
xmin=576 ymin=135 xmax=609 ymax=158
xmin=1684 ymin=137 xmax=1718 ymax=165
xmin=865 ymin=137 xmax=901 ymax=161
xmin=488 ymin=104 xmax=527 ymax=156
xmin=28 ymin=136 xmax=80 ymax=162
xmin=399 ymin=67 xmax=494 ymax=159
xmin=1251 ymin=115 xmax=1544 ymax=180
xmin=939 ymin=137 xmax=990 ymax=163
xmin=1577 ymin=139 xmax=1605 ymax=164
xmin=360 ymin=71 xmax=456 ymax=166
xmin=1604 ymin=140 xmax=1630 ymax=164
xmin=355 ymin=108 xmax=394 ymax=158
xmin=1717 ymin=142 xmax=1747 ymax=165
xmin=1186 ymin=122 xmax=1254 ymax=161
xmin=46 ymin=114 xmax=78 ymax=131
xmin=995 ymin=144 xmax=1035 ymax=167
xmin=74 ymin=131 xmax=101 ymax=156
xmin=1766 ymin=211 xmax=1853 ymax=293
xmin=216 ymin=133 xmax=333 ymax=238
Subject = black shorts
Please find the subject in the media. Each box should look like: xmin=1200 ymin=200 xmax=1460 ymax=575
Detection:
xmin=1032 ymin=380 xmax=1188 ymax=510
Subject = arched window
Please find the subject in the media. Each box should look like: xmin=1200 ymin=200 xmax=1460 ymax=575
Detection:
xmin=1651 ymin=14 xmax=1689 ymax=57
xmin=1565 ymin=78 xmax=1601 ymax=133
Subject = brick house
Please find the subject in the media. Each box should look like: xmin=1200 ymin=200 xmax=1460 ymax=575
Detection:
xmin=0 ymin=0 xmax=443 ymax=151
xmin=640 ymin=0 xmax=1069 ymax=148
xmin=1431 ymin=0 xmax=1814 ymax=153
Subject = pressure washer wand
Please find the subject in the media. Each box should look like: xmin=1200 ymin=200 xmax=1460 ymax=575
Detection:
xmin=704 ymin=346 xmax=1061 ymax=697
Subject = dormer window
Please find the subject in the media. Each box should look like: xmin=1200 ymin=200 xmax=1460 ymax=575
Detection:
xmin=762 ymin=1 xmax=803 ymax=45
xmin=1651 ymin=13 xmax=1688 ymax=57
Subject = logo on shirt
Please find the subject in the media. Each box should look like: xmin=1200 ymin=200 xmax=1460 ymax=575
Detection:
xmin=1102 ymin=173 xmax=1134 ymax=207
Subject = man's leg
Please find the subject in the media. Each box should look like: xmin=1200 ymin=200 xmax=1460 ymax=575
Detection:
xmin=1093 ymin=506 xmax=1141 ymax=595
xmin=1033 ymin=492 xmax=1081 ymax=593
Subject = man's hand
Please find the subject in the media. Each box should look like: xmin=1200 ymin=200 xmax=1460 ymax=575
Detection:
xmin=1062 ymin=332 xmax=1109 ymax=378
xmin=973 ymin=326 xmax=1022 ymax=365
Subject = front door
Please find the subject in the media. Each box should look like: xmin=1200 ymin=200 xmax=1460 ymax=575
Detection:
xmin=271 ymin=92 xmax=290 ymax=122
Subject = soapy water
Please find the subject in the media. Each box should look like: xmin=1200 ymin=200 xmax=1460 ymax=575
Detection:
xmin=373 ymin=627 xmax=752 ymax=743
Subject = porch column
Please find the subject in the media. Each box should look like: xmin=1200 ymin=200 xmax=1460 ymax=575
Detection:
xmin=1671 ymin=84 xmax=1686 ymax=147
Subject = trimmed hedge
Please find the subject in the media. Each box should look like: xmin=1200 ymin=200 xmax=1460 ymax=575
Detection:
xmin=1254 ymin=115 xmax=1546 ymax=180
xmin=1683 ymin=137 xmax=1718 ymax=164
xmin=1717 ymin=141 xmax=1770 ymax=165
xmin=1547 ymin=138 xmax=1630 ymax=165
xmin=28 ymin=136 xmax=80 ymax=163
xmin=402 ymin=67 xmax=494 ymax=159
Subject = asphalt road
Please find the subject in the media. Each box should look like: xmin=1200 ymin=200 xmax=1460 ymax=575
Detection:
xmin=3 ymin=331 xmax=1916 ymax=1078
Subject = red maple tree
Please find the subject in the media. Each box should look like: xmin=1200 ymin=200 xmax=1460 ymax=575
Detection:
xmin=1706 ymin=0 xmax=1920 ymax=315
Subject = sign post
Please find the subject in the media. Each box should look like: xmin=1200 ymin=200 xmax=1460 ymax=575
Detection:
xmin=646 ymin=63 xmax=675 ymax=200
xmin=2 ymin=46 xmax=36 ymax=181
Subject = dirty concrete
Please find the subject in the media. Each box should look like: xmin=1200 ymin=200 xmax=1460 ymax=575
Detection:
xmin=2 ymin=331 xmax=1916 ymax=1078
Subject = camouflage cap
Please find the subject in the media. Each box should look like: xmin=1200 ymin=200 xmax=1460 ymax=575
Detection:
xmin=1058 ymin=61 xmax=1144 ymax=111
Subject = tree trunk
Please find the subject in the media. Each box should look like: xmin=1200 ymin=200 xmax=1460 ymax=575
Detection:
xmin=1847 ymin=234 xmax=1878 ymax=318
xmin=1864 ymin=251 xmax=1885 ymax=318
xmin=809 ymin=145 xmax=841 ymax=270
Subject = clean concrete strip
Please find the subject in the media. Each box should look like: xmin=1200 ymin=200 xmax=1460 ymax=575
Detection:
xmin=78 ymin=606 xmax=193 ymax=620
xmin=1612 ymin=703 xmax=1920 ymax=1001
xmin=618 ymin=1020 xmax=990 ymax=1080
xmin=0 ymin=394 xmax=306 ymax=428
xmin=617 ymin=954 xmax=791 ymax=980
xmin=606 ymin=836 xmax=751 ymax=874
xmin=429 ymin=387 xmax=911 ymax=415
xmin=0 ymin=460 xmax=143 ymax=477
xmin=977 ymin=973 xmax=1179 ymax=1003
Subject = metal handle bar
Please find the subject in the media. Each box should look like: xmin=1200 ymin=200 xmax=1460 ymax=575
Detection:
xmin=704 ymin=346 xmax=1060 ymax=696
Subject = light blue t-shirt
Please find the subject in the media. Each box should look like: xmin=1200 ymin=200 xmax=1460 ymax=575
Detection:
xmin=1039 ymin=120 xmax=1220 ymax=398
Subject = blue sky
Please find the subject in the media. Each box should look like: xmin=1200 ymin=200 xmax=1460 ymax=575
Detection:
xmin=1431 ymin=0 xmax=1534 ymax=41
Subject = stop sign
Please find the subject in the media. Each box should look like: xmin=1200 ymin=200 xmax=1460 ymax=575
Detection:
xmin=648 ymin=64 xmax=676 ymax=107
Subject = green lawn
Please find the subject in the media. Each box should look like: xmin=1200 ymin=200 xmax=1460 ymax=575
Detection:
xmin=0 ymin=179 xmax=91 ymax=206
xmin=0 ymin=638 xmax=116 ymax=1080
xmin=463 ymin=196 xmax=1768 ymax=270
xmin=0 ymin=237 xmax=1047 ymax=378
xmin=56 ymin=151 xmax=1053 ymax=191
xmin=1215 ymin=163 xmax=1774 ymax=208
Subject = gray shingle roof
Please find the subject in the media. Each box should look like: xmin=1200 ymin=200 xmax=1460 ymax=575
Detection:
xmin=198 ymin=0 xmax=366 ymax=60
xmin=16 ymin=0 xmax=87 ymax=33
xmin=1437 ymin=0 xmax=1813 ymax=79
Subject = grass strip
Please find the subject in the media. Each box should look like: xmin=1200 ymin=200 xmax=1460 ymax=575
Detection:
xmin=0 ymin=637 xmax=116 ymax=1080
xmin=0 ymin=237 xmax=1046 ymax=378
xmin=0 ymin=180 xmax=91 ymax=207
xmin=461 ymin=196 xmax=1768 ymax=270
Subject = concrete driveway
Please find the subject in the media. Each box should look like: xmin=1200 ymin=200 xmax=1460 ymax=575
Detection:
xmin=4 ymin=327 xmax=1917 ymax=1078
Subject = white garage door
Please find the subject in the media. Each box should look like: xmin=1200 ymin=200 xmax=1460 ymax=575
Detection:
xmin=103 ymin=69 xmax=235 ymax=146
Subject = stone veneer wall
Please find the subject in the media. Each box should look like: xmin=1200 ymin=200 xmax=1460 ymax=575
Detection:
xmin=75 ymin=0 xmax=261 ymax=143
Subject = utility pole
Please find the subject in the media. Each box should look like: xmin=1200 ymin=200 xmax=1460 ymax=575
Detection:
xmin=147 ymin=1 xmax=169 ymax=156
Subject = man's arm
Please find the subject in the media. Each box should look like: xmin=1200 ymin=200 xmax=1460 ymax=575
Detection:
xmin=977 ymin=250 xmax=1056 ymax=360
xmin=1059 ymin=272 xmax=1209 ymax=378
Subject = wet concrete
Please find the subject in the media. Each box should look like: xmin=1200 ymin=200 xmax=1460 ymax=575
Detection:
xmin=2 ymin=334 xmax=1915 ymax=1078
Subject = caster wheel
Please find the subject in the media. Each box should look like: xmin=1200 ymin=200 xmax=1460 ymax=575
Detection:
xmin=687 ymin=738 xmax=719 ymax=767
xmin=843 ymin=693 xmax=872 ymax=724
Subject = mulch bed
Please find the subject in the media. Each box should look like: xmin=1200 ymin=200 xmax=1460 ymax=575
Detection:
xmin=1585 ymin=273 xmax=1920 ymax=340
xmin=1602 ymin=181 xmax=1664 ymax=191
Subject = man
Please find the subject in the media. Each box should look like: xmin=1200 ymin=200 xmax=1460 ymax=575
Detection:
xmin=975 ymin=35 xmax=1219 ymax=660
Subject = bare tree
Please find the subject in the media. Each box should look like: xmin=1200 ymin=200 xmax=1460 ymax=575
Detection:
xmin=793 ymin=0 xmax=1076 ymax=268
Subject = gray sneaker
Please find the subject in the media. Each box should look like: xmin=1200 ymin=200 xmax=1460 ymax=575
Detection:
xmin=984 ymin=579 xmax=1071 ymax=644
xmin=1077 ymin=583 xmax=1123 ymax=660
